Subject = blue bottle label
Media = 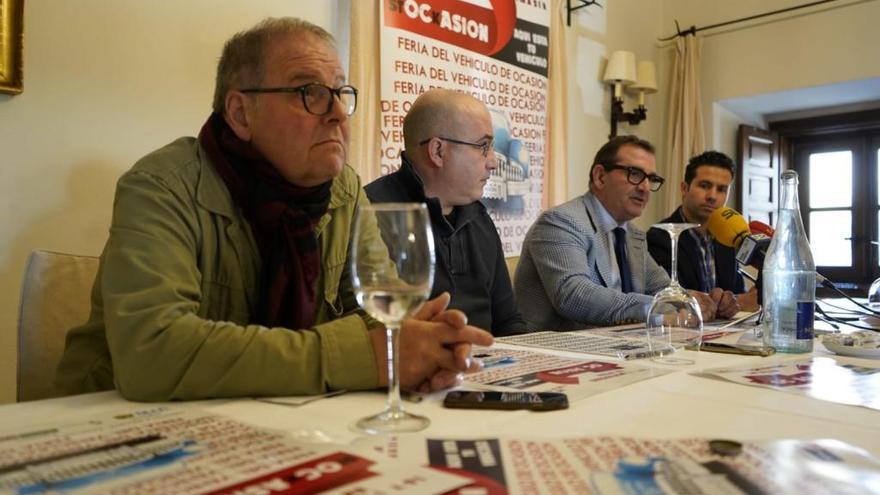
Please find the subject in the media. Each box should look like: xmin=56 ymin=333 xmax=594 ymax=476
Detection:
xmin=796 ymin=301 xmax=814 ymax=340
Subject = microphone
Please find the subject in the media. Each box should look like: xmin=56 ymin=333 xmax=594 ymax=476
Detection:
xmin=707 ymin=209 xmax=833 ymax=291
xmin=706 ymin=207 xmax=771 ymax=269
xmin=706 ymin=207 xmax=773 ymax=306
xmin=749 ymin=220 xmax=774 ymax=237
xmin=736 ymin=220 xmax=772 ymax=268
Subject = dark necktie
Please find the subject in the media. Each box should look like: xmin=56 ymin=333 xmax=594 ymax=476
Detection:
xmin=613 ymin=227 xmax=633 ymax=293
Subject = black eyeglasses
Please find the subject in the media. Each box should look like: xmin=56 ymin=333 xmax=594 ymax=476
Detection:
xmin=607 ymin=164 xmax=665 ymax=191
xmin=419 ymin=136 xmax=494 ymax=157
xmin=239 ymin=83 xmax=358 ymax=116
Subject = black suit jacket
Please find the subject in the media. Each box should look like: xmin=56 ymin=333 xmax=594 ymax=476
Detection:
xmin=647 ymin=208 xmax=746 ymax=293
xmin=364 ymin=155 xmax=527 ymax=336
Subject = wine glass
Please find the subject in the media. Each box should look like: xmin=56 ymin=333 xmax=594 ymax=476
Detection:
xmin=646 ymin=223 xmax=703 ymax=365
xmin=351 ymin=203 xmax=435 ymax=434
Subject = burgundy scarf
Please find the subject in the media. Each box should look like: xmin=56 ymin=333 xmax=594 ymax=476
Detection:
xmin=198 ymin=112 xmax=331 ymax=329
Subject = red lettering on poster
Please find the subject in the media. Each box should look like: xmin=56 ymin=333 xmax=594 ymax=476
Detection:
xmin=384 ymin=0 xmax=516 ymax=55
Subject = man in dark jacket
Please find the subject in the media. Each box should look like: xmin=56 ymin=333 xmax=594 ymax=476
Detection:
xmin=648 ymin=151 xmax=756 ymax=310
xmin=366 ymin=89 xmax=527 ymax=336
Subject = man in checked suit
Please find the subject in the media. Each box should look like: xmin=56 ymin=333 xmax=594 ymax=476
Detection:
xmin=515 ymin=136 xmax=738 ymax=330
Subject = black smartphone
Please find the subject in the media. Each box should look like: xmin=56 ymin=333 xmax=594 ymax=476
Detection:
xmin=443 ymin=391 xmax=569 ymax=411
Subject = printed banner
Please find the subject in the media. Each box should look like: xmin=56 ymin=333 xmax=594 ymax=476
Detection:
xmin=380 ymin=0 xmax=550 ymax=256
xmin=360 ymin=435 xmax=880 ymax=494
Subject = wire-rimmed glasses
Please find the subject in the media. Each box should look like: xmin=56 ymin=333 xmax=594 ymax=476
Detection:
xmin=419 ymin=136 xmax=495 ymax=157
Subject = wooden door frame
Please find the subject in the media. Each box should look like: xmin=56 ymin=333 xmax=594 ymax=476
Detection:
xmin=790 ymin=134 xmax=866 ymax=284
xmin=770 ymin=109 xmax=880 ymax=293
xmin=737 ymin=125 xmax=781 ymax=226
xmin=770 ymin=109 xmax=880 ymax=138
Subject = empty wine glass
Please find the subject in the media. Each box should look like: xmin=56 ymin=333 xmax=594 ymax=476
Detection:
xmin=351 ymin=203 xmax=434 ymax=434
xmin=646 ymin=223 xmax=703 ymax=365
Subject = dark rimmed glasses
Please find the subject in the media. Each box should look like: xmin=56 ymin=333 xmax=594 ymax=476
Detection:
xmin=239 ymin=83 xmax=358 ymax=116
xmin=607 ymin=164 xmax=665 ymax=191
xmin=419 ymin=136 xmax=494 ymax=158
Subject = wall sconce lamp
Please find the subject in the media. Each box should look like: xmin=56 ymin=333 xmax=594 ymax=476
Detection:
xmin=566 ymin=0 xmax=602 ymax=27
xmin=603 ymin=51 xmax=657 ymax=139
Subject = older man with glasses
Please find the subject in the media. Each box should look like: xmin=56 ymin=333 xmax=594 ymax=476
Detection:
xmin=56 ymin=18 xmax=492 ymax=401
xmin=366 ymin=89 xmax=527 ymax=337
xmin=515 ymin=135 xmax=731 ymax=331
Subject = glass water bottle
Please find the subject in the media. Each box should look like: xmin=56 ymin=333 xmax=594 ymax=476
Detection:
xmin=762 ymin=170 xmax=816 ymax=353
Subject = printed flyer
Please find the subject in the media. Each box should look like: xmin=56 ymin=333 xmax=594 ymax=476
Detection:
xmin=360 ymin=435 xmax=880 ymax=494
xmin=694 ymin=356 xmax=880 ymax=411
xmin=5 ymin=407 xmax=878 ymax=494
xmin=0 ymin=408 xmax=467 ymax=494
xmin=466 ymin=346 xmax=671 ymax=400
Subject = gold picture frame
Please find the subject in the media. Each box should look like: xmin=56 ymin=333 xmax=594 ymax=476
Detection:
xmin=0 ymin=0 xmax=24 ymax=95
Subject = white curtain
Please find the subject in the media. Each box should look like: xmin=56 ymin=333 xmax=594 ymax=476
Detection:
xmin=546 ymin=0 xmax=569 ymax=208
xmin=663 ymin=34 xmax=704 ymax=213
xmin=349 ymin=0 xmax=381 ymax=183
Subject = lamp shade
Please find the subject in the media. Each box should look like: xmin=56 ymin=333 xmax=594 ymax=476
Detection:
xmin=602 ymin=50 xmax=636 ymax=85
xmin=631 ymin=61 xmax=657 ymax=93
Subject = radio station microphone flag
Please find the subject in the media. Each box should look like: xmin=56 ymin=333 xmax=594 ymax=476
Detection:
xmin=705 ymin=206 xmax=750 ymax=248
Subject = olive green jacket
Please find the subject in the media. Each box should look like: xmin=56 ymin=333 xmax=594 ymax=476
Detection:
xmin=56 ymin=137 xmax=382 ymax=401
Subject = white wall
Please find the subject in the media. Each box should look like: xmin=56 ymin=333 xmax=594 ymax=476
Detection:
xmin=662 ymin=0 xmax=880 ymax=154
xmin=565 ymin=0 xmax=666 ymax=230
xmin=0 ymin=1 xmax=339 ymax=404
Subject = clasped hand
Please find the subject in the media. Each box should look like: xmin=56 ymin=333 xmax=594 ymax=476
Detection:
xmin=369 ymin=292 xmax=494 ymax=393
xmin=689 ymin=288 xmax=740 ymax=321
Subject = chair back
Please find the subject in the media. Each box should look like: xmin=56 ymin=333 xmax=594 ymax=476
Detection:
xmin=17 ymin=249 xmax=99 ymax=402
xmin=505 ymin=255 xmax=519 ymax=287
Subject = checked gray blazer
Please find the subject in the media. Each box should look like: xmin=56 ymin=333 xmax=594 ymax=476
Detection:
xmin=515 ymin=192 xmax=670 ymax=331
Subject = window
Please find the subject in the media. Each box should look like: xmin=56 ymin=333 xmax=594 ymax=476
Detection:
xmin=792 ymin=133 xmax=880 ymax=289
xmin=807 ymin=150 xmax=852 ymax=267
xmin=772 ymin=109 xmax=880 ymax=293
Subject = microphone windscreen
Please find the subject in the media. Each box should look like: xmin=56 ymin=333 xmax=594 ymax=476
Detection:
xmin=749 ymin=220 xmax=775 ymax=237
xmin=706 ymin=206 xmax=750 ymax=248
